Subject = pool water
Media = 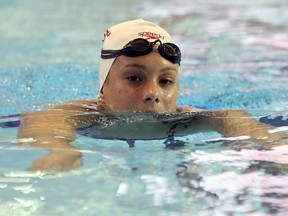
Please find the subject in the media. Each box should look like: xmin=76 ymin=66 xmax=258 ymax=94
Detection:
xmin=0 ymin=0 xmax=288 ymax=215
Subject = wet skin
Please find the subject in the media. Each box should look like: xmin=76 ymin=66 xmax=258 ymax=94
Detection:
xmin=17 ymin=46 xmax=287 ymax=173
xmin=101 ymin=48 xmax=179 ymax=112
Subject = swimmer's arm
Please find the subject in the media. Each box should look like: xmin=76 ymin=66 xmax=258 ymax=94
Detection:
xmin=18 ymin=99 xmax=108 ymax=143
xmin=17 ymin=107 xmax=80 ymax=172
xmin=208 ymin=110 xmax=285 ymax=146
xmin=17 ymin=99 xmax=105 ymax=172
xmin=17 ymin=108 xmax=77 ymax=147
xmin=177 ymin=107 xmax=285 ymax=146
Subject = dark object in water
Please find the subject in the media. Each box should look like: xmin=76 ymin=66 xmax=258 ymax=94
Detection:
xmin=259 ymin=116 xmax=287 ymax=127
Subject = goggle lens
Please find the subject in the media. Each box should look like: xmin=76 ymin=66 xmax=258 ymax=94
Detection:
xmin=101 ymin=38 xmax=181 ymax=64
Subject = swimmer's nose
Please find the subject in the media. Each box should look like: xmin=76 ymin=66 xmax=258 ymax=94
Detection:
xmin=143 ymin=82 xmax=160 ymax=103
xmin=145 ymin=95 xmax=159 ymax=103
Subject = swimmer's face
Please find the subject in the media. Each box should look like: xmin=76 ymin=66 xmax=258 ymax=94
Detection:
xmin=101 ymin=48 xmax=179 ymax=112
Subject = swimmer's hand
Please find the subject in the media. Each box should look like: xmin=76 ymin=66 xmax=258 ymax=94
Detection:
xmin=28 ymin=149 xmax=82 ymax=174
xmin=207 ymin=110 xmax=287 ymax=149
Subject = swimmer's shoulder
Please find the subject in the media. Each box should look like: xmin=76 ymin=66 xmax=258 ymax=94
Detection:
xmin=176 ymin=106 xmax=205 ymax=113
xmin=176 ymin=106 xmax=250 ymax=117
xmin=50 ymin=99 xmax=102 ymax=112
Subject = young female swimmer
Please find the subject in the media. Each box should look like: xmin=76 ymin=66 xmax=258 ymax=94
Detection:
xmin=18 ymin=19 xmax=286 ymax=172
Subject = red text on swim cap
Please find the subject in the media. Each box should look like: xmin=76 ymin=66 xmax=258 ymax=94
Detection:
xmin=138 ymin=32 xmax=165 ymax=40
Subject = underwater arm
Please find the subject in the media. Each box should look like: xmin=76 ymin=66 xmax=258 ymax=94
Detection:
xmin=208 ymin=110 xmax=285 ymax=148
xmin=17 ymin=99 xmax=106 ymax=172
xmin=17 ymin=106 xmax=81 ymax=172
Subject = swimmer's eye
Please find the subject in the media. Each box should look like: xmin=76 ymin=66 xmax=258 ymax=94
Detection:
xmin=159 ymin=79 xmax=174 ymax=85
xmin=127 ymin=76 xmax=142 ymax=82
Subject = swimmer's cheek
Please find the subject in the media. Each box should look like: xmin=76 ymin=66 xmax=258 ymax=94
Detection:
xmin=27 ymin=150 xmax=83 ymax=174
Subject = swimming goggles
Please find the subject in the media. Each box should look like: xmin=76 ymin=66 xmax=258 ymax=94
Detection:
xmin=101 ymin=38 xmax=181 ymax=64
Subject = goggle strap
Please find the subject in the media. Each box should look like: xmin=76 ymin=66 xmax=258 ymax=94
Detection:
xmin=101 ymin=49 xmax=122 ymax=59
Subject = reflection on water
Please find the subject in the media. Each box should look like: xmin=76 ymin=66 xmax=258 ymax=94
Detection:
xmin=1 ymin=111 xmax=287 ymax=215
xmin=0 ymin=0 xmax=288 ymax=215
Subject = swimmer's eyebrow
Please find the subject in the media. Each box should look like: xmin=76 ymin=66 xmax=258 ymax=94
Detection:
xmin=160 ymin=66 xmax=177 ymax=73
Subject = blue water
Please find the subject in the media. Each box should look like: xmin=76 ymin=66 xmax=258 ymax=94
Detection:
xmin=0 ymin=0 xmax=288 ymax=215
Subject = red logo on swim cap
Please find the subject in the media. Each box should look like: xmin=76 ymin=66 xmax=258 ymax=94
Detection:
xmin=138 ymin=32 xmax=165 ymax=40
xmin=103 ymin=30 xmax=111 ymax=42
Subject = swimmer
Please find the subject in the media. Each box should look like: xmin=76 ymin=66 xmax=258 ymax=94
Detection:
xmin=17 ymin=19 xmax=286 ymax=172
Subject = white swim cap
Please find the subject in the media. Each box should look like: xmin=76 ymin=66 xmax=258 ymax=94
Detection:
xmin=99 ymin=19 xmax=172 ymax=90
